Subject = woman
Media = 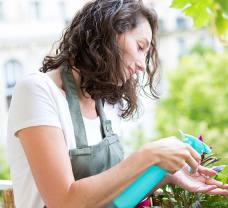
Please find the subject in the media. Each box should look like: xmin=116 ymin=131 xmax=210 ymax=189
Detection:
xmin=7 ymin=0 xmax=228 ymax=207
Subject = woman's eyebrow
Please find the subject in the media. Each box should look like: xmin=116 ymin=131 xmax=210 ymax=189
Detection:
xmin=140 ymin=38 xmax=150 ymax=49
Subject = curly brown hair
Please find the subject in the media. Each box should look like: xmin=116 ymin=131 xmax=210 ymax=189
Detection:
xmin=40 ymin=0 xmax=159 ymax=119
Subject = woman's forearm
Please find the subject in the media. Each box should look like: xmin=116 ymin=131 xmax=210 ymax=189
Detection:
xmin=64 ymin=147 xmax=160 ymax=208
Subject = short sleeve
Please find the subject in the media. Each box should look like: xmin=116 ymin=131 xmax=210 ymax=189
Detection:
xmin=8 ymin=73 xmax=61 ymax=136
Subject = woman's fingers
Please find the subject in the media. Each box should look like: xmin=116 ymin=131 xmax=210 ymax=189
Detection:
xmin=196 ymin=185 xmax=217 ymax=193
xmin=197 ymin=183 xmax=228 ymax=196
xmin=203 ymin=174 xmax=228 ymax=189
xmin=186 ymin=144 xmax=201 ymax=163
xmin=184 ymin=145 xmax=201 ymax=173
xmin=204 ymin=177 xmax=224 ymax=187
xmin=207 ymin=188 xmax=228 ymax=196
xmin=198 ymin=165 xmax=217 ymax=177
xmin=223 ymin=184 xmax=228 ymax=189
xmin=185 ymin=155 xmax=199 ymax=174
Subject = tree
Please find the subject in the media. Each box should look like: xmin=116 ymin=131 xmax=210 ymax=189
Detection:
xmin=171 ymin=0 xmax=228 ymax=44
xmin=155 ymin=46 xmax=228 ymax=164
xmin=153 ymin=45 xmax=228 ymax=207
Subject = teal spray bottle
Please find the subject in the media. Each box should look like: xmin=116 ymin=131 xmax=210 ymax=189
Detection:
xmin=112 ymin=131 xmax=212 ymax=208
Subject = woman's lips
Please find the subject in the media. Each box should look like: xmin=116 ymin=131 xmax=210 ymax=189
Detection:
xmin=128 ymin=67 xmax=135 ymax=76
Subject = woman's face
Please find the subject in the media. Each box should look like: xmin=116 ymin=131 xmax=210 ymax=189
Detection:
xmin=117 ymin=18 xmax=152 ymax=81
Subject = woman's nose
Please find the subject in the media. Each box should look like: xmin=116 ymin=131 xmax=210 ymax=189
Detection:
xmin=135 ymin=60 xmax=146 ymax=72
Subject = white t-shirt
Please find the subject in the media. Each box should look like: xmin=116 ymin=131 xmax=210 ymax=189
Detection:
xmin=6 ymin=71 xmax=122 ymax=208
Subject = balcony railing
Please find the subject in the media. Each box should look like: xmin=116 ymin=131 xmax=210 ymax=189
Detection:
xmin=0 ymin=180 xmax=15 ymax=208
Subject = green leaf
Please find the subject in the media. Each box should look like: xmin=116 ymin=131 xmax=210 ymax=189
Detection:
xmin=221 ymin=175 xmax=228 ymax=184
xmin=215 ymin=0 xmax=228 ymax=14
xmin=220 ymin=165 xmax=228 ymax=174
xmin=215 ymin=173 xmax=223 ymax=181
xmin=215 ymin=12 xmax=228 ymax=35
xmin=170 ymin=0 xmax=191 ymax=9
xmin=170 ymin=0 xmax=228 ymax=40
xmin=183 ymin=2 xmax=211 ymax=28
xmin=214 ymin=169 xmax=228 ymax=184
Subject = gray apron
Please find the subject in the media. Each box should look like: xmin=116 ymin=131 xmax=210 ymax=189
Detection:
xmin=59 ymin=65 xmax=124 ymax=207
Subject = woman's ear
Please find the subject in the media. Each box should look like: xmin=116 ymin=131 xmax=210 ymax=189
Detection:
xmin=116 ymin=33 xmax=126 ymax=51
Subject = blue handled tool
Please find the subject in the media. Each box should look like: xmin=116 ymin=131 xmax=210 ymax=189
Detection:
xmin=112 ymin=131 xmax=212 ymax=208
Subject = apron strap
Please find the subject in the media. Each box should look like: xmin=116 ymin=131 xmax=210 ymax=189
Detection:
xmin=60 ymin=63 xmax=114 ymax=146
xmin=96 ymin=99 xmax=114 ymax=137
xmin=60 ymin=64 xmax=88 ymax=148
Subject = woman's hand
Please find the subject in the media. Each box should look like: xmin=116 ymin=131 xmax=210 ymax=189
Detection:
xmin=143 ymin=136 xmax=201 ymax=174
xmin=167 ymin=165 xmax=228 ymax=196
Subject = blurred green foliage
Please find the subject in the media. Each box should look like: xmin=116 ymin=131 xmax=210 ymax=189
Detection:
xmin=0 ymin=147 xmax=10 ymax=180
xmin=215 ymin=165 xmax=228 ymax=184
xmin=171 ymin=0 xmax=228 ymax=43
xmin=155 ymin=46 xmax=228 ymax=164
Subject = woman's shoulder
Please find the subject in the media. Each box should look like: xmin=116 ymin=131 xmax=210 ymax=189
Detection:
xmin=8 ymin=71 xmax=63 ymax=134
xmin=13 ymin=71 xmax=63 ymax=99
xmin=9 ymin=71 xmax=65 ymax=118
xmin=18 ymin=70 xmax=55 ymax=86
xmin=15 ymin=71 xmax=50 ymax=91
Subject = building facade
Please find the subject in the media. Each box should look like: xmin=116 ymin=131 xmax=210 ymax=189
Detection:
xmin=0 ymin=0 xmax=90 ymax=146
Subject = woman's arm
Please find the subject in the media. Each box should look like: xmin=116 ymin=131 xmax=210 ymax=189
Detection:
xmin=18 ymin=126 xmax=201 ymax=208
xmin=17 ymin=126 xmax=158 ymax=208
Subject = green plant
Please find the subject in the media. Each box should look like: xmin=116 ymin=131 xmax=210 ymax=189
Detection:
xmin=157 ymin=153 xmax=228 ymax=208
xmin=214 ymin=165 xmax=228 ymax=185
xmin=170 ymin=0 xmax=228 ymax=43
xmin=155 ymin=47 xmax=228 ymax=165
xmin=152 ymin=45 xmax=228 ymax=207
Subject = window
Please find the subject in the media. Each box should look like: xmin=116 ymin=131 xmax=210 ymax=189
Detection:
xmin=4 ymin=59 xmax=23 ymax=107
xmin=178 ymin=37 xmax=187 ymax=56
xmin=176 ymin=17 xmax=187 ymax=30
xmin=30 ymin=0 xmax=41 ymax=20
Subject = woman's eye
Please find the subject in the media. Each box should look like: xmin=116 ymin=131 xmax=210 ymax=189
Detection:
xmin=138 ymin=44 xmax=144 ymax=51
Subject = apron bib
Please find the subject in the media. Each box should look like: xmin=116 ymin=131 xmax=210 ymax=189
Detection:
xmin=59 ymin=65 xmax=124 ymax=207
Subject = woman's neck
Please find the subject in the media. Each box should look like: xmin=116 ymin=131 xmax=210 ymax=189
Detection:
xmin=71 ymin=69 xmax=94 ymax=104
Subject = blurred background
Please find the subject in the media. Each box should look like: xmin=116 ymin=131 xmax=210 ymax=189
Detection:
xmin=0 ymin=0 xmax=227 ymax=196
